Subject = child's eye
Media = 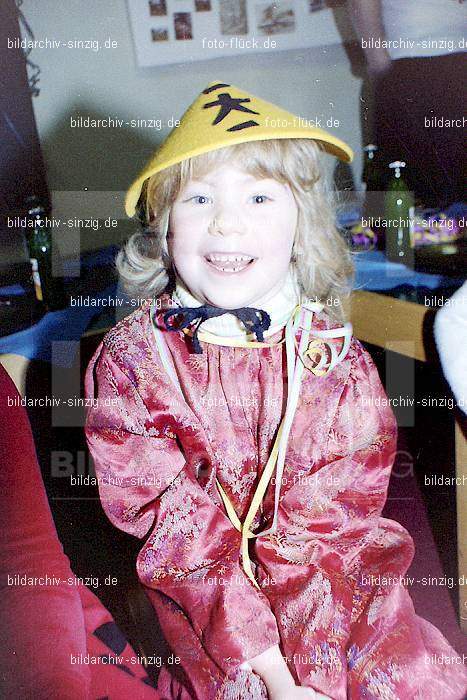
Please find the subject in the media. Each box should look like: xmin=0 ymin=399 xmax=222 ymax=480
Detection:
xmin=190 ymin=195 xmax=211 ymax=205
xmin=252 ymin=194 xmax=271 ymax=204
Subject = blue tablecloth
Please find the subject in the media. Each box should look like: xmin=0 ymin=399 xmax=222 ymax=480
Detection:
xmin=353 ymin=250 xmax=462 ymax=291
xmin=0 ymin=247 xmax=463 ymax=365
xmin=0 ymin=284 xmax=118 ymax=366
xmin=0 ymin=246 xmax=120 ymax=366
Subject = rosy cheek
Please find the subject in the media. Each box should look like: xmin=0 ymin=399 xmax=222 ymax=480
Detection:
xmin=172 ymin=212 xmax=192 ymax=231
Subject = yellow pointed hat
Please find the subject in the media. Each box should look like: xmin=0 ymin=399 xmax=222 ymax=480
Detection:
xmin=125 ymin=80 xmax=353 ymax=217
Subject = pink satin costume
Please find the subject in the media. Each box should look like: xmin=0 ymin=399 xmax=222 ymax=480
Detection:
xmin=84 ymin=295 xmax=467 ymax=700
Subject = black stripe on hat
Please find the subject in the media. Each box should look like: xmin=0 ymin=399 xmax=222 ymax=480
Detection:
xmin=227 ymin=120 xmax=260 ymax=132
xmin=202 ymin=83 xmax=231 ymax=94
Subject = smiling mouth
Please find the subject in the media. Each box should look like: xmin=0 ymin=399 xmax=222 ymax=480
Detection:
xmin=204 ymin=253 xmax=256 ymax=273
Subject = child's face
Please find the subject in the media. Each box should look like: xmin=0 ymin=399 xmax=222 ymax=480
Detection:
xmin=167 ymin=162 xmax=298 ymax=309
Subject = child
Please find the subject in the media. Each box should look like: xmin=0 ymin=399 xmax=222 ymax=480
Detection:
xmin=85 ymin=81 xmax=467 ymax=700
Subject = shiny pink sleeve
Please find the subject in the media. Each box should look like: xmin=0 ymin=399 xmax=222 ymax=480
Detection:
xmin=84 ymin=342 xmax=186 ymax=539
xmin=270 ymin=339 xmax=397 ymax=556
xmin=267 ymin=338 xmax=399 ymax=562
xmin=84 ymin=344 xmax=280 ymax=675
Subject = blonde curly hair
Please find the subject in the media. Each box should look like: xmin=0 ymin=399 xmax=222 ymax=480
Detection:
xmin=116 ymin=138 xmax=354 ymax=322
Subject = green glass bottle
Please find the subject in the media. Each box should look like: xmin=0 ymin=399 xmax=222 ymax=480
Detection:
xmin=384 ymin=161 xmax=415 ymax=265
xmin=24 ymin=196 xmax=67 ymax=311
xmin=363 ymin=144 xmax=380 ymax=192
xmin=362 ymin=144 xmax=384 ymax=249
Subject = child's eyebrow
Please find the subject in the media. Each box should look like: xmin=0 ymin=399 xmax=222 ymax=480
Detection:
xmin=188 ymin=175 xmax=281 ymax=187
xmin=185 ymin=177 xmax=215 ymax=186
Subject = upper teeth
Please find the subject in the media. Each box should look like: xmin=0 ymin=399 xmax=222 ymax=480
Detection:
xmin=207 ymin=254 xmax=253 ymax=262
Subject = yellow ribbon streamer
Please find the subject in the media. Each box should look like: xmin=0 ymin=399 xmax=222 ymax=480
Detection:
xmin=154 ymin=302 xmax=345 ymax=589
xmin=181 ymin=327 xmax=287 ymax=349
xmin=216 ymin=423 xmax=284 ymax=589
xmin=190 ymin=304 xmax=329 ymax=588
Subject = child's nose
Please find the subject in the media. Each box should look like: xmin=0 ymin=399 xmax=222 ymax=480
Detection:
xmin=208 ymin=210 xmax=246 ymax=236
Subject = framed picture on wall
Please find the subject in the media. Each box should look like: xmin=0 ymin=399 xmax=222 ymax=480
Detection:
xmin=127 ymin=0 xmax=350 ymax=67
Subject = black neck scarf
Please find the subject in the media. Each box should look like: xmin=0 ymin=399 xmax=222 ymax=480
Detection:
xmin=163 ymin=304 xmax=272 ymax=354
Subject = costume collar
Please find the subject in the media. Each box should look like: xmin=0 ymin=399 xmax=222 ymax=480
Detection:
xmin=172 ymin=267 xmax=301 ymax=339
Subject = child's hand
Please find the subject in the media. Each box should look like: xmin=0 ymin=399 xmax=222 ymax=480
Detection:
xmin=246 ymin=645 xmax=332 ymax=700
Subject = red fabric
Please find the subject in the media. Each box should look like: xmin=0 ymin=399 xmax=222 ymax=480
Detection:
xmin=84 ymin=296 xmax=467 ymax=700
xmin=0 ymin=364 xmax=160 ymax=699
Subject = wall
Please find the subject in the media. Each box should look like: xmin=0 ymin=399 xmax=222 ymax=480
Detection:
xmin=18 ymin=0 xmax=365 ymax=258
